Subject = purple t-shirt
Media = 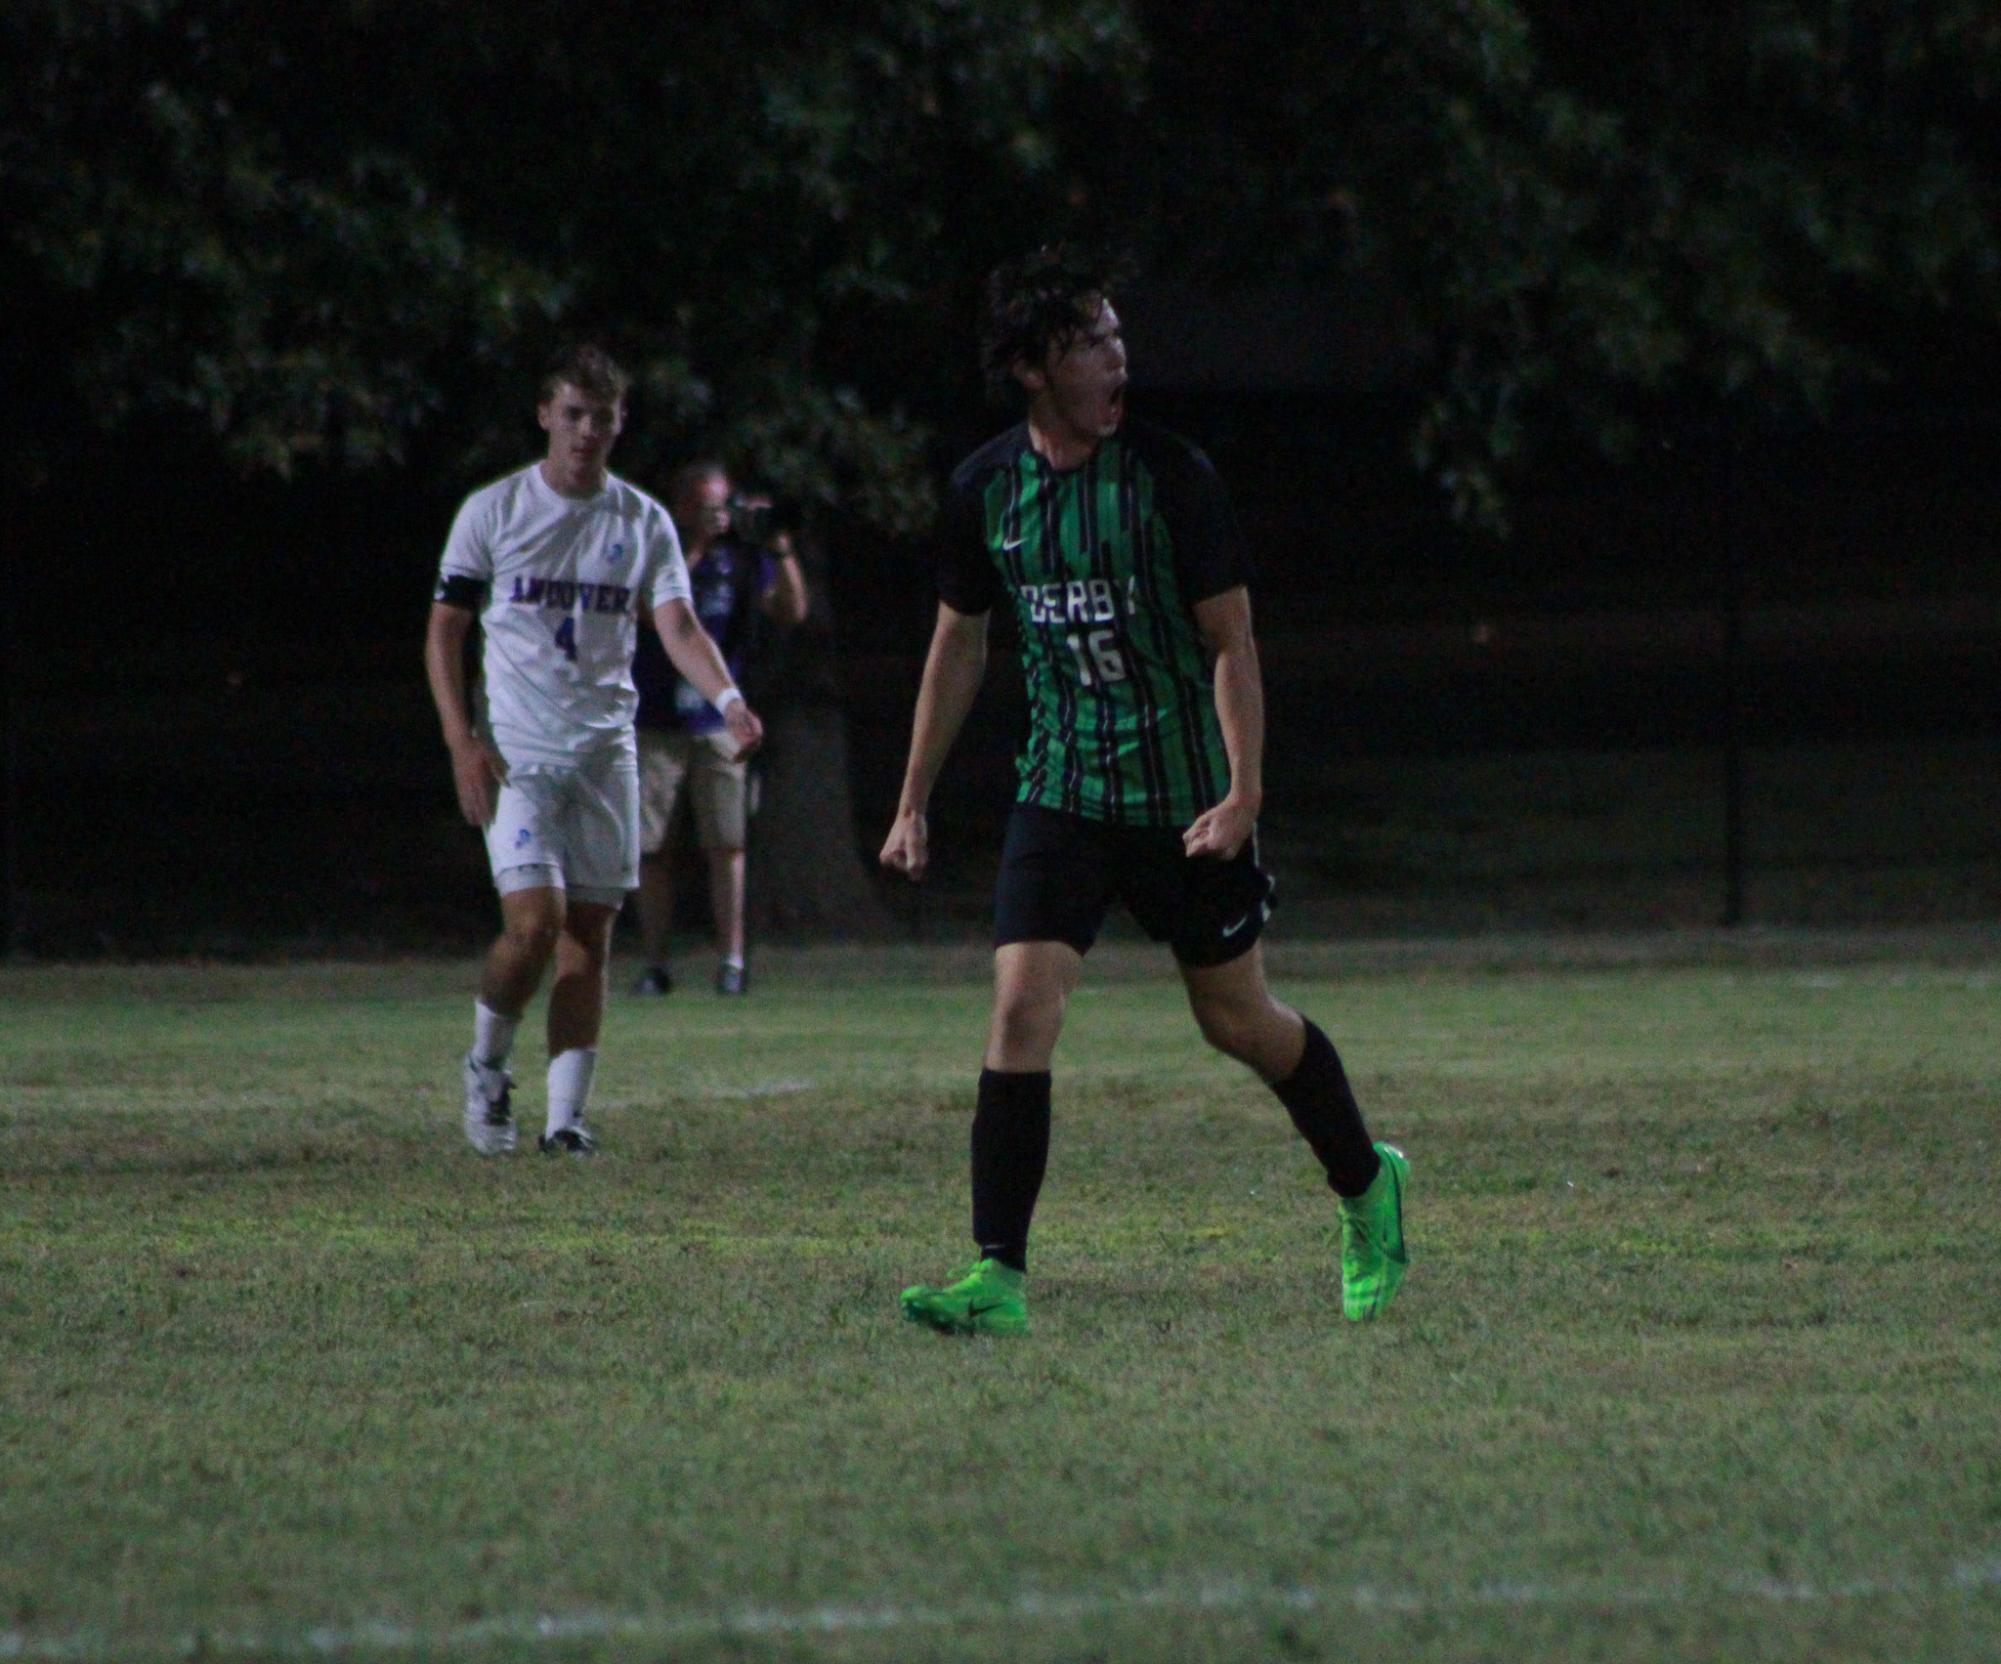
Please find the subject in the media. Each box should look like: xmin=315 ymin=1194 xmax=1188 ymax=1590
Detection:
xmin=632 ymin=537 xmax=777 ymax=734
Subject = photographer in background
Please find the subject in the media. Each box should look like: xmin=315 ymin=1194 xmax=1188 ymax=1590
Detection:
xmin=629 ymin=459 xmax=808 ymax=996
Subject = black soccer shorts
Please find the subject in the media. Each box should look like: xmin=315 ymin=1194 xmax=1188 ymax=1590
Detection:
xmin=992 ymin=803 xmax=1275 ymax=968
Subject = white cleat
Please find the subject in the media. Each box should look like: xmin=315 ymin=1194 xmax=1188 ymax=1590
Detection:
xmin=462 ymin=1054 xmax=517 ymax=1155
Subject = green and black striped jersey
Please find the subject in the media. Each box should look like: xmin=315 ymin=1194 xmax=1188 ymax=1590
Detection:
xmin=938 ymin=418 xmax=1250 ymax=827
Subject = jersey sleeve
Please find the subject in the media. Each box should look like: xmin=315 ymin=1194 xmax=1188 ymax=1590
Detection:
xmin=435 ymin=489 xmax=496 ymax=605
xmin=1159 ymin=442 xmax=1251 ymax=603
xmin=640 ymin=504 xmax=693 ymax=612
xmin=934 ymin=477 xmax=1000 ymax=615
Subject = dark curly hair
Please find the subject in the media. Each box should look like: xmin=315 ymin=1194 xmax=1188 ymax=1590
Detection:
xmin=980 ymin=244 xmax=1131 ymax=405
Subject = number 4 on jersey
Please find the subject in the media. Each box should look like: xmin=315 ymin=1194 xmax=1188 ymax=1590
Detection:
xmin=553 ymin=616 xmax=578 ymax=662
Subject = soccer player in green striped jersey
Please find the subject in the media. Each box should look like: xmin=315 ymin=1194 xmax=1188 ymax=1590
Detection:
xmin=881 ymin=246 xmax=1410 ymax=1333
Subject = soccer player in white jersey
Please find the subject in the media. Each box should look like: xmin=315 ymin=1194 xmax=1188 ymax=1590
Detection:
xmin=424 ymin=345 xmax=763 ymax=1156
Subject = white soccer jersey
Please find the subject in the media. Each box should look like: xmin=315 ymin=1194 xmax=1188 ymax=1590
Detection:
xmin=437 ymin=463 xmax=692 ymax=767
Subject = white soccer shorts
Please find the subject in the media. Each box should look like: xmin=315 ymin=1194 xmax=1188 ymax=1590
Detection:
xmin=483 ymin=750 xmax=640 ymax=908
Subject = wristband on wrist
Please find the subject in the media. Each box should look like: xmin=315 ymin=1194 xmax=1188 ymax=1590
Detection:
xmin=714 ymin=686 xmax=744 ymax=714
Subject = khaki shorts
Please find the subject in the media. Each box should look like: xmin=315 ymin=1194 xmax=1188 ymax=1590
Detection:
xmin=638 ymin=728 xmax=750 ymax=853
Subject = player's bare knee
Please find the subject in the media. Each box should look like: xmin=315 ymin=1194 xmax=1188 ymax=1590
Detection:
xmin=554 ymin=938 xmax=608 ymax=980
xmin=500 ymin=914 xmax=562 ymax=964
xmin=1190 ymin=990 xmax=1269 ymax=1064
xmin=1193 ymin=1005 xmax=1252 ymax=1061
xmin=992 ymin=998 xmax=1060 ymax=1054
xmin=990 ymin=989 xmax=1065 ymax=1062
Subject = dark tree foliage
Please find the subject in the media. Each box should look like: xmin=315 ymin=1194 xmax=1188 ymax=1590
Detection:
xmin=1 ymin=0 xmax=1142 ymax=525
xmin=4 ymin=0 xmax=1996 ymax=527
xmin=1126 ymin=0 xmax=2001 ymax=524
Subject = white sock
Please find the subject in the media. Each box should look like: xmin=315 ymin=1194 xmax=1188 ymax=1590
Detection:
xmin=473 ymin=1002 xmax=518 ymax=1070
xmin=546 ymin=1048 xmax=599 ymax=1136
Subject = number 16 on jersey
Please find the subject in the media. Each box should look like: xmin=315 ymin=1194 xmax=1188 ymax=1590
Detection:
xmin=1066 ymin=628 xmax=1128 ymax=687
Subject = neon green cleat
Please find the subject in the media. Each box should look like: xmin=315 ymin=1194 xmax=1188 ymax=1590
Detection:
xmin=1339 ymin=1142 xmax=1410 ymax=1321
xmin=900 ymin=1257 xmax=1028 ymax=1336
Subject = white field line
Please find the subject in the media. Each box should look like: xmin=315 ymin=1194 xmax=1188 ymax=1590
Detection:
xmin=2 ymin=1561 xmax=1998 ymax=1661
xmin=602 ymin=1079 xmax=816 ymax=1106
xmin=699 ymin=1078 xmax=816 ymax=1100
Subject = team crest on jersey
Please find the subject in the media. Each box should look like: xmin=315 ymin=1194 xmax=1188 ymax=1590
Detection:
xmin=606 ymin=542 xmax=628 ymax=564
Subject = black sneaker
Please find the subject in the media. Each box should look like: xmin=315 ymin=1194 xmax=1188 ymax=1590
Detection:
xmin=715 ymin=962 xmax=749 ymax=996
xmin=537 ymin=1124 xmax=598 ymax=1157
xmin=631 ymin=965 xmax=673 ymax=996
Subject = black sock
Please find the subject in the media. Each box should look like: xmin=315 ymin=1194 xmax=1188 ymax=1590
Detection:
xmin=971 ymin=1068 xmax=1051 ymax=1273
xmin=1271 ymin=1020 xmax=1381 ymax=1198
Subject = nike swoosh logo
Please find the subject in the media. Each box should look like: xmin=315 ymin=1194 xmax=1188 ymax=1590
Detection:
xmin=1220 ymin=912 xmax=1253 ymax=938
xmin=999 ymin=536 xmax=1025 ymax=552
xmin=966 ymin=1300 xmax=1008 ymax=1317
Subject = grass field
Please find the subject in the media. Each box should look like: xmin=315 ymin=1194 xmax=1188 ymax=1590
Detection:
xmin=3 ymin=934 xmax=1999 ymax=1662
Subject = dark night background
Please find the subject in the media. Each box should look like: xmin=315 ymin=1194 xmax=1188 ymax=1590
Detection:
xmin=3 ymin=1 xmax=1997 ymax=957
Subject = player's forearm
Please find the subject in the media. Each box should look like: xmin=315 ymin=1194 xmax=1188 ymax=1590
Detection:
xmin=656 ymin=604 xmax=740 ymax=706
xmin=1210 ymin=636 xmax=1266 ymax=808
xmin=772 ymin=555 xmax=809 ymax=627
xmin=897 ymin=627 xmax=987 ymax=812
xmin=423 ymin=606 xmax=478 ymax=748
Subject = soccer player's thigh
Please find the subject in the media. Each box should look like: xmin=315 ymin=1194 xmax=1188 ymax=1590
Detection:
xmin=563 ymin=749 xmax=643 ymax=913
xmin=1116 ymin=826 xmax=1275 ymax=968
xmin=636 ymin=730 xmax=692 ymax=859
xmin=992 ymin=806 xmax=1115 ymax=960
xmin=689 ymin=747 xmax=750 ymax=852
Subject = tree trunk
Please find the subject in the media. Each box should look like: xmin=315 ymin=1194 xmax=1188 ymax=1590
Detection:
xmin=744 ymin=535 xmax=893 ymax=942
